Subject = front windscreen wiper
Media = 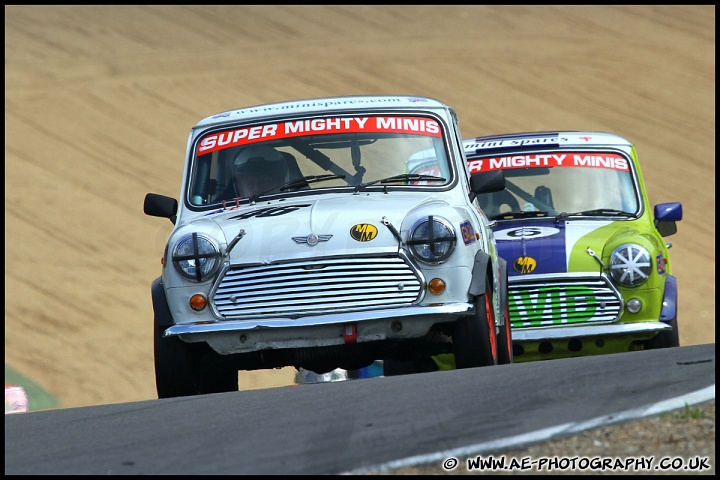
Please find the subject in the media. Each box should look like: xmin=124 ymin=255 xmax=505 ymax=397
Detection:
xmin=250 ymin=174 xmax=346 ymax=201
xmin=353 ymin=173 xmax=446 ymax=193
xmin=490 ymin=210 xmax=549 ymax=220
xmin=278 ymin=174 xmax=346 ymax=192
xmin=558 ymin=208 xmax=632 ymax=219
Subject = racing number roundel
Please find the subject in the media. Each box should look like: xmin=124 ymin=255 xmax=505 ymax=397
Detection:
xmin=494 ymin=226 xmax=559 ymax=241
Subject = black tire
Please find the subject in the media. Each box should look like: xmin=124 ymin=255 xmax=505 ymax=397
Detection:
xmin=644 ymin=316 xmax=680 ymax=349
xmin=495 ymin=266 xmax=513 ymax=365
xmin=197 ymin=352 xmax=239 ymax=395
xmin=154 ymin=321 xmax=238 ymax=398
xmin=382 ymin=357 xmax=438 ymax=376
xmin=454 ymin=279 xmax=498 ymax=368
xmin=496 ymin=301 xmax=513 ymax=365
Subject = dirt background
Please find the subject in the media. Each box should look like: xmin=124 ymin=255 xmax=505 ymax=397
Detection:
xmin=5 ymin=6 xmax=715 ymax=411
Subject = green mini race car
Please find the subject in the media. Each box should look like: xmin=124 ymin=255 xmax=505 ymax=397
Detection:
xmin=462 ymin=131 xmax=682 ymax=362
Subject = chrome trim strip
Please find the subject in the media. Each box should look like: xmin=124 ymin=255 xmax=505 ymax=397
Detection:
xmin=508 ymin=272 xmax=619 ymax=283
xmin=512 ymin=321 xmax=671 ymax=341
xmin=163 ymin=303 xmax=472 ymax=337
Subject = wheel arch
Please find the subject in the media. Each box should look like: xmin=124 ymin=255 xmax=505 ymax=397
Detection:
xmin=469 ymin=250 xmax=508 ymax=329
xmin=659 ymin=274 xmax=677 ymax=322
xmin=151 ymin=276 xmax=175 ymax=328
xmin=469 ymin=250 xmax=491 ymax=297
xmin=497 ymin=256 xmax=509 ymax=327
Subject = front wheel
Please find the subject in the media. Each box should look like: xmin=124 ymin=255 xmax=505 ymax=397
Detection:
xmin=454 ymin=279 xmax=498 ymax=368
xmin=154 ymin=321 xmax=238 ymax=398
xmin=496 ymin=268 xmax=513 ymax=365
xmin=496 ymin=301 xmax=514 ymax=365
xmin=644 ymin=316 xmax=680 ymax=349
xmin=382 ymin=357 xmax=439 ymax=376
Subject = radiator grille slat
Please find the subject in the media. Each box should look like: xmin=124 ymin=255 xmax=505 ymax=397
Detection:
xmin=508 ymin=276 xmax=622 ymax=328
xmin=212 ymin=256 xmax=423 ymax=318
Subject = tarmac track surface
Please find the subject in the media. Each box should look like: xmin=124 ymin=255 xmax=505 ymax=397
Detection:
xmin=4 ymin=344 xmax=715 ymax=475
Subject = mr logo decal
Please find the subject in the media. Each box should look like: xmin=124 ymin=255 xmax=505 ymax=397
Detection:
xmin=350 ymin=224 xmax=378 ymax=242
xmin=656 ymin=253 xmax=666 ymax=275
xmin=460 ymin=220 xmax=477 ymax=245
xmin=513 ymin=256 xmax=537 ymax=274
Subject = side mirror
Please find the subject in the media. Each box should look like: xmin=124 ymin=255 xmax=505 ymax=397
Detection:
xmin=144 ymin=193 xmax=178 ymax=225
xmin=469 ymin=170 xmax=505 ymax=202
xmin=654 ymin=202 xmax=682 ymax=237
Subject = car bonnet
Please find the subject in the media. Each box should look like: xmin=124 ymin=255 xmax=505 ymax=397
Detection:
xmin=203 ymin=193 xmax=455 ymax=262
xmin=495 ymin=218 xmax=634 ymax=277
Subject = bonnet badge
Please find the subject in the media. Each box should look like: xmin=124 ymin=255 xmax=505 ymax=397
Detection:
xmin=293 ymin=234 xmax=332 ymax=246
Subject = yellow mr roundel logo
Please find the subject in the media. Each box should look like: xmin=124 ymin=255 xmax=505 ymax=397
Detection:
xmin=513 ymin=256 xmax=537 ymax=274
xmin=350 ymin=223 xmax=378 ymax=242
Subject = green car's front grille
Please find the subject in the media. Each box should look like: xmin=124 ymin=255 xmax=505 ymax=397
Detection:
xmin=508 ymin=273 xmax=622 ymax=328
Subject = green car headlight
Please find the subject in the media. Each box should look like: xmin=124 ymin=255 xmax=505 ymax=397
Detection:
xmin=407 ymin=216 xmax=456 ymax=264
xmin=610 ymin=243 xmax=652 ymax=287
xmin=172 ymin=233 xmax=221 ymax=281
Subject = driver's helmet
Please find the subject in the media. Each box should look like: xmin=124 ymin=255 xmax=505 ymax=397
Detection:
xmin=234 ymin=145 xmax=289 ymax=178
xmin=233 ymin=145 xmax=290 ymax=197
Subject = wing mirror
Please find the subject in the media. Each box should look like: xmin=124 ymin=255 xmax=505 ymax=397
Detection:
xmin=469 ymin=170 xmax=505 ymax=202
xmin=144 ymin=193 xmax=178 ymax=225
xmin=654 ymin=202 xmax=682 ymax=237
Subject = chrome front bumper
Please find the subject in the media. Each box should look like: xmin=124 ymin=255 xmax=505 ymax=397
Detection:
xmin=512 ymin=321 xmax=671 ymax=342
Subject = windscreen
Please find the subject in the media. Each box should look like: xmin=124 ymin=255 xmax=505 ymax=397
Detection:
xmin=188 ymin=114 xmax=452 ymax=207
xmin=467 ymin=151 xmax=639 ymax=218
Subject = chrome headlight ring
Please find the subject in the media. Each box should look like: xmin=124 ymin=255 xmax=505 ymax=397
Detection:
xmin=609 ymin=243 xmax=652 ymax=287
xmin=172 ymin=233 xmax=222 ymax=282
xmin=407 ymin=215 xmax=457 ymax=265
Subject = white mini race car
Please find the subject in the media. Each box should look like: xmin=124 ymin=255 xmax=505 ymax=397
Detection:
xmin=144 ymin=95 xmax=510 ymax=398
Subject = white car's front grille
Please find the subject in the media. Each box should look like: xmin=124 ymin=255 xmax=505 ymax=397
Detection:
xmin=212 ymin=256 xmax=423 ymax=318
xmin=508 ymin=274 xmax=623 ymax=328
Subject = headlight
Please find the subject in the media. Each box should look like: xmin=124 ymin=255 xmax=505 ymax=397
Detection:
xmin=609 ymin=243 xmax=652 ymax=287
xmin=407 ymin=216 xmax=456 ymax=264
xmin=172 ymin=233 xmax=222 ymax=281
